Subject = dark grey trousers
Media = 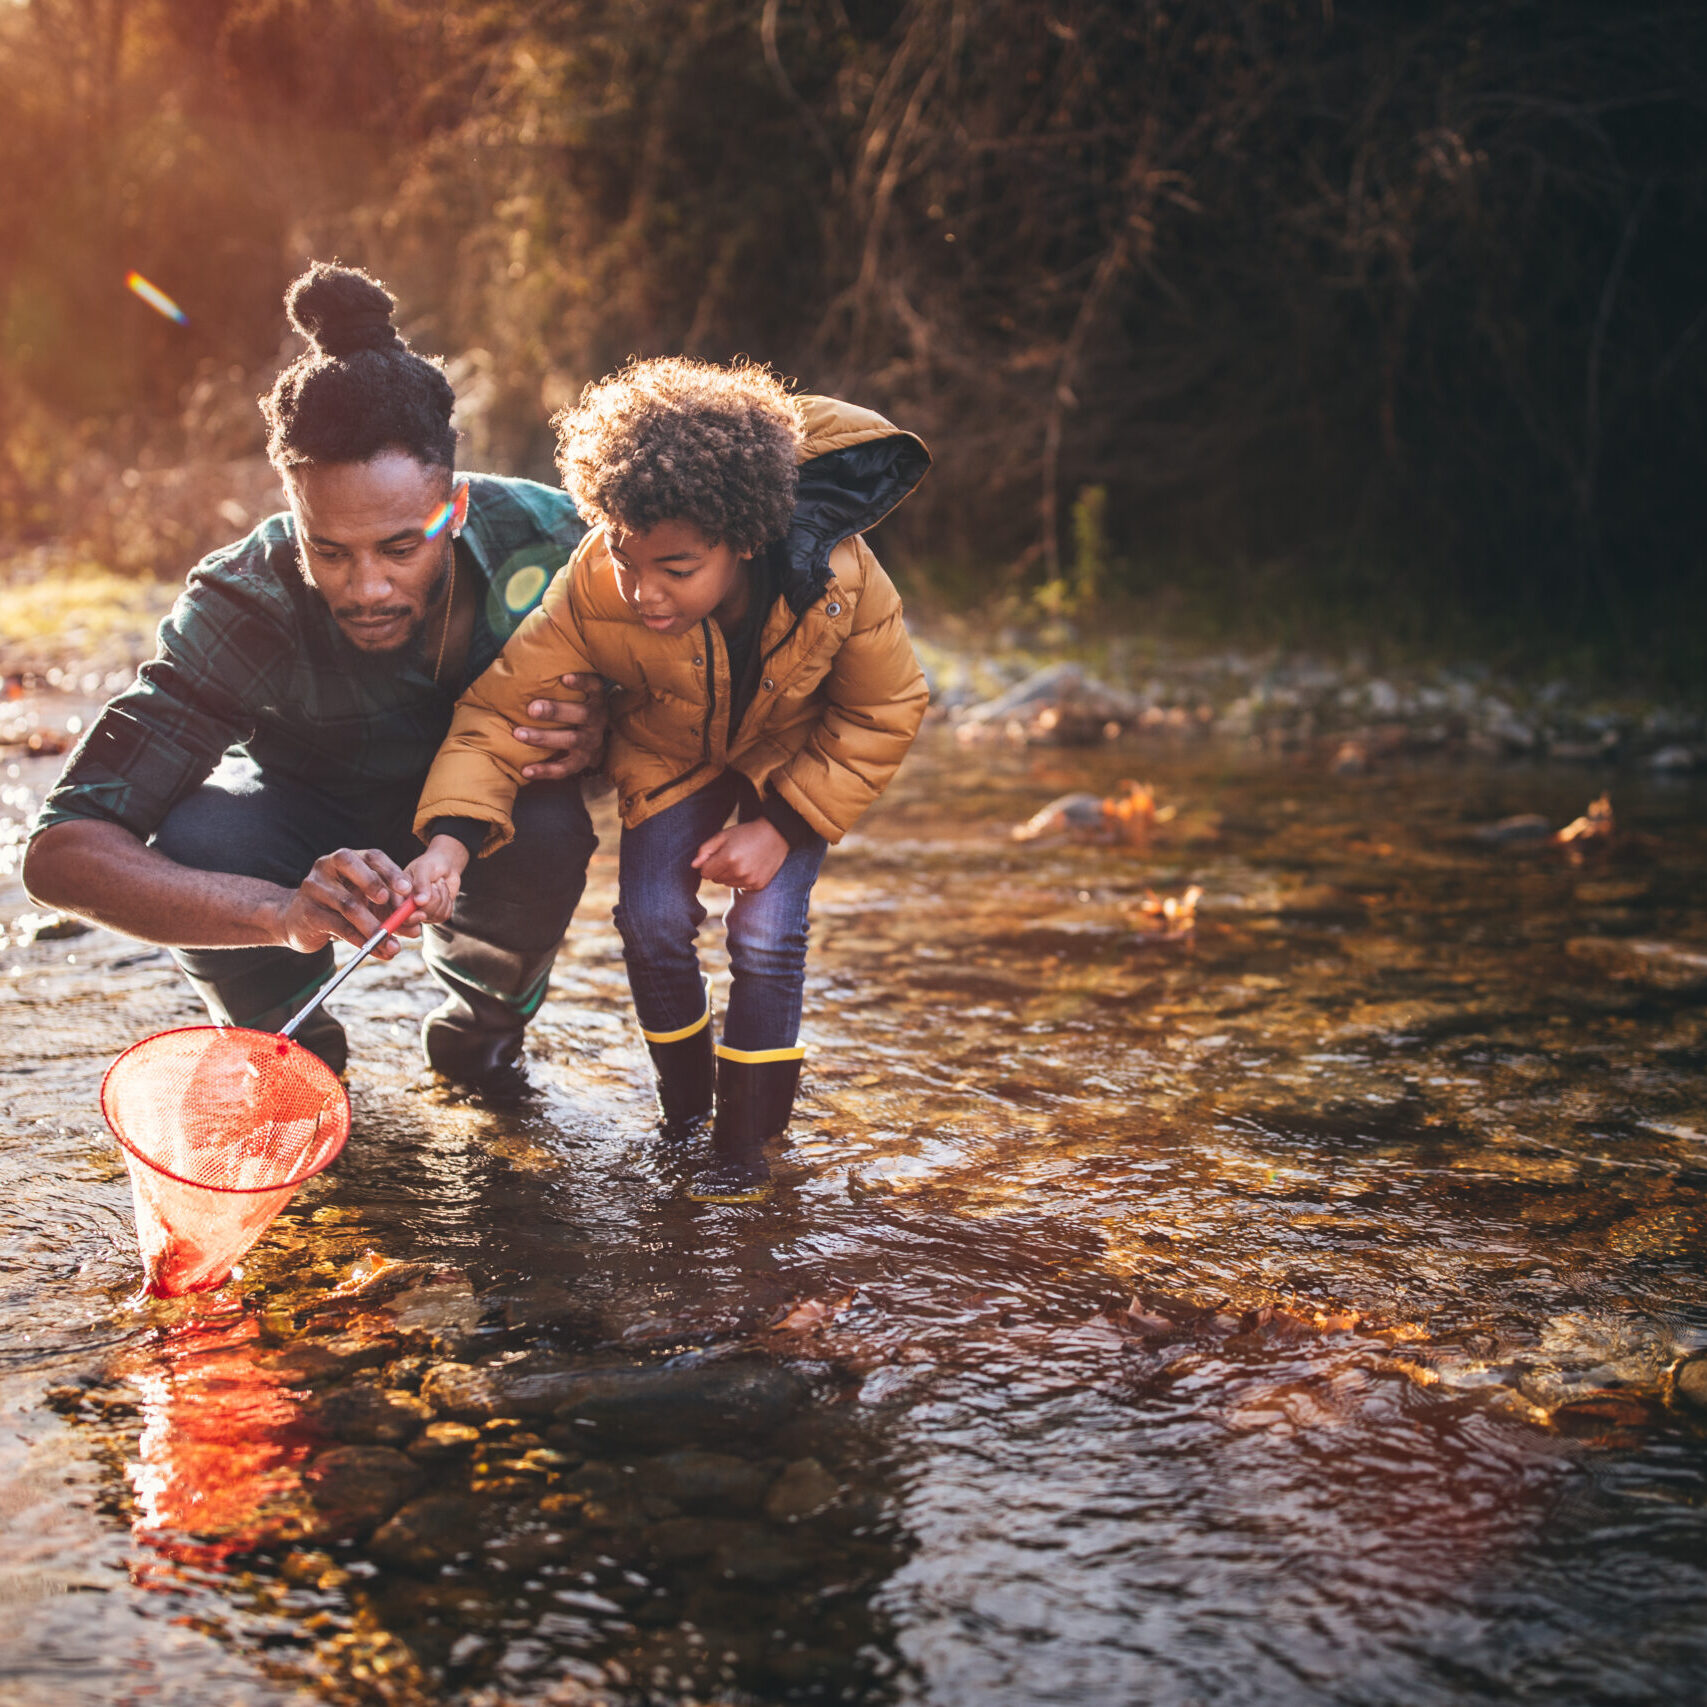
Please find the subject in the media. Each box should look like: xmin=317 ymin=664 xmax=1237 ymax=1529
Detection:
xmin=151 ymin=755 xmax=596 ymax=1076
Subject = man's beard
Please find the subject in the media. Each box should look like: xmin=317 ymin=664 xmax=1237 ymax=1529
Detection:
xmin=329 ymin=549 xmax=453 ymax=664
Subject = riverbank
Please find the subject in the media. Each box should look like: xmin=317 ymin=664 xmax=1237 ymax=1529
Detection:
xmin=5 ymin=557 xmax=1704 ymax=779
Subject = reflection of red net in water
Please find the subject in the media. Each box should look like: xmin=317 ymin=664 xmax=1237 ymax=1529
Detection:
xmin=124 ymin=1307 xmax=326 ymax=1570
xmin=102 ymin=1027 xmax=350 ymax=1296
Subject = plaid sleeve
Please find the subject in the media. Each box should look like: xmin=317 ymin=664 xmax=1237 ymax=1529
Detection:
xmin=32 ymin=576 xmax=277 ymax=842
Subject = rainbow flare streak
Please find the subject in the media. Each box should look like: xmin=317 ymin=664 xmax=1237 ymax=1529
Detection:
xmin=126 ymin=271 xmax=188 ymax=326
xmin=422 ymin=500 xmax=455 ymax=541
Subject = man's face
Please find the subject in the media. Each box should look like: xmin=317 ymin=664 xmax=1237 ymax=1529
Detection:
xmin=607 ymin=518 xmax=752 ymax=638
xmin=286 ymin=450 xmax=468 ymax=654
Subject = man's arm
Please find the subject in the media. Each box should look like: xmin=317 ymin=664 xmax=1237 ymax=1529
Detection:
xmin=23 ymin=819 xmax=420 ymax=956
xmin=506 ymin=672 xmax=608 ymax=781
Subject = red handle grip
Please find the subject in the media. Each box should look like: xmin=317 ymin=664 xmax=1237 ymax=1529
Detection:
xmin=380 ymin=898 xmax=420 ymax=935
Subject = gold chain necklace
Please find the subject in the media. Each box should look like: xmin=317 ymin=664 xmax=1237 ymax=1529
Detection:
xmin=431 ymin=547 xmax=458 ymax=685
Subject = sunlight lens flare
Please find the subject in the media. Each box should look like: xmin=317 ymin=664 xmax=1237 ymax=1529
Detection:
xmin=125 ymin=271 xmax=188 ymax=326
xmin=422 ymin=499 xmax=455 ymax=541
xmin=504 ymin=563 xmax=547 ymax=612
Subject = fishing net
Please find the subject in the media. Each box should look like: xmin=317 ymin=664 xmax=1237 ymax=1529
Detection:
xmin=102 ymin=1026 xmax=350 ymax=1296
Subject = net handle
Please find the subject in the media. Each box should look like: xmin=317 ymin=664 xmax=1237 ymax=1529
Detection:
xmin=280 ymin=899 xmax=418 ymax=1039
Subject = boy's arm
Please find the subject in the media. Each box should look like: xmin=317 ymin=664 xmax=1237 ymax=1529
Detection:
xmin=766 ymin=544 xmax=930 ymax=842
xmin=414 ymin=551 xmax=599 ymax=853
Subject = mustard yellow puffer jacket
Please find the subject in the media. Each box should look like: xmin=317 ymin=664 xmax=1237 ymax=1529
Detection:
xmin=414 ymin=397 xmax=931 ymax=851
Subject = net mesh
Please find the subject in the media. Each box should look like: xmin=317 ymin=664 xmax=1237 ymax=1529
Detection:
xmin=102 ymin=1026 xmax=350 ymax=1296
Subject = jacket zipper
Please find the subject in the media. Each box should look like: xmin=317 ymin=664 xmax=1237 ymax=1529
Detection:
xmin=642 ymin=619 xmax=718 ymax=802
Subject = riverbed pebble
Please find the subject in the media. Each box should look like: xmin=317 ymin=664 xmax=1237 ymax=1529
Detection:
xmin=764 ymin=1457 xmax=841 ymax=1521
xmin=650 ymin=1449 xmax=775 ymax=1513
xmin=263 ymin=1333 xmax=399 ymax=1383
xmin=1672 ymin=1354 xmax=1707 ymax=1415
xmin=407 ymin=1419 xmax=483 ymax=1461
xmin=422 ymin=1358 xmax=810 ymax=1447
xmin=303 ymin=1445 xmax=422 ymax=1538
xmin=369 ymin=1493 xmax=484 ymax=1574
xmin=420 ymin=1361 xmax=506 ymax=1419
xmin=310 ymin=1384 xmax=431 ymax=1446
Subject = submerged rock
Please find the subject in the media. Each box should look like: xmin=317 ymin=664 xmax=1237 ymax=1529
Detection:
xmin=420 ymin=1361 xmax=508 ymax=1419
xmin=1673 ymin=1354 xmax=1707 ymax=1414
xmin=764 ymin=1457 xmax=841 ymax=1521
xmin=543 ymin=1361 xmax=810 ymax=1448
xmin=263 ymin=1334 xmax=398 ymax=1384
xmin=422 ymin=1357 xmax=809 ymax=1448
xmin=644 ymin=1515 xmax=752 ymax=1563
xmin=651 ymin=1449 xmax=775 ymax=1514
xmin=303 ymin=1445 xmax=422 ymax=1539
xmin=714 ymin=1526 xmax=806 ymax=1586
xmin=309 ymin=1385 xmax=430 ymax=1446
xmin=406 ymin=1419 xmax=482 ymax=1462
xmin=369 ymin=1493 xmax=483 ymax=1574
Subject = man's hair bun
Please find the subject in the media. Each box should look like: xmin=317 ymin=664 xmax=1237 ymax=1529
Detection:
xmin=285 ymin=262 xmax=404 ymax=359
xmin=262 ymin=260 xmax=456 ymax=471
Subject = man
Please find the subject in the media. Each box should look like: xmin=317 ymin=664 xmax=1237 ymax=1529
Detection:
xmin=23 ymin=261 xmax=602 ymax=1096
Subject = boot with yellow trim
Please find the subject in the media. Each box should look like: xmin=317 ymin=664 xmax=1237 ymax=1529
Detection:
xmin=642 ymin=1007 xmax=715 ymax=1140
xmin=686 ymin=1044 xmax=803 ymax=1203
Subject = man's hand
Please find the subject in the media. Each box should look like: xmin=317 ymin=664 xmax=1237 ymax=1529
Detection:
xmin=511 ymin=672 xmax=609 ymax=781
xmin=692 ymin=819 xmax=790 ymax=892
xmin=272 ymin=848 xmax=421 ymax=958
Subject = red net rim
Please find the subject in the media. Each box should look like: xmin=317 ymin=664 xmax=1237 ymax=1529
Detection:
xmin=100 ymin=1025 xmax=351 ymax=1195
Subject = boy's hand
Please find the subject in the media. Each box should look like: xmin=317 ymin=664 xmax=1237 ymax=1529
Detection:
xmin=512 ymin=673 xmax=608 ymax=780
xmin=402 ymin=836 xmax=473 ymax=924
xmin=692 ymin=819 xmax=789 ymax=892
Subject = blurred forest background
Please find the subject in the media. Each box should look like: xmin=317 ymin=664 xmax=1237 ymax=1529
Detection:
xmin=2 ymin=0 xmax=1705 ymax=682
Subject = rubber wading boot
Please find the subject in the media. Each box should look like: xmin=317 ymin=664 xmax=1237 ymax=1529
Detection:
xmin=282 ymin=1008 xmax=350 ymax=1077
xmin=183 ymin=966 xmax=349 ymax=1076
xmin=642 ymin=1010 xmax=715 ymax=1139
xmin=687 ymin=1047 xmax=803 ymax=1203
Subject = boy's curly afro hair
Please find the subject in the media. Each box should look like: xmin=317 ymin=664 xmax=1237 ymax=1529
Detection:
xmin=552 ymin=357 xmax=803 ymax=554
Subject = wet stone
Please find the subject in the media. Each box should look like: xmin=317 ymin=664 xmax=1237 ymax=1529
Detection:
xmin=484 ymin=1525 xmax=580 ymax=1573
xmin=407 ymin=1419 xmax=482 ymax=1461
xmin=651 ymin=1449 xmax=775 ymax=1514
xmin=303 ymin=1445 xmax=422 ymax=1539
xmin=764 ymin=1457 xmax=841 ymax=1521
xmin=535 ymin=1359 xmax=810 ymax=1448
xmin=420 ymin=1361 xmax=507 ymax=1419
xmin=1674 ymin=1354 xmax=1707 ymax=1415
xmin=368 ymin=1494 xmax=483 ymax=1575
xmin=263 ymin=1334 xmax=398 ymax=1384
xmin=645 ymin=1515 xmax=756 ymax=1564
xmin=1551 ymin=1392 xmax=1657 ymax=1434
xmin=579 ymin=1494 xmax=652 ymax=1532
xmin=714 ymin=1526 xmax=806 ymax=1587
xmin=309 ymin=1385 xmax=430 ymax=1446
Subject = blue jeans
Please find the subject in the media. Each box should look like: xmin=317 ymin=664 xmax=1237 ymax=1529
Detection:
xmin=151 ymin=754 xmax=595 ymax=1074
xmin=613 ymin=773 xmax=828 ymax=1053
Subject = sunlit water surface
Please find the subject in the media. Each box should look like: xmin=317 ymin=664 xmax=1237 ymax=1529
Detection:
xmin=3 ymin=718 xmax=1706 ymax=1705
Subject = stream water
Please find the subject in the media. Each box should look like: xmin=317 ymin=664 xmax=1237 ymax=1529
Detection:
xmin=2 ymin=713 xmax=1706 ymax=1706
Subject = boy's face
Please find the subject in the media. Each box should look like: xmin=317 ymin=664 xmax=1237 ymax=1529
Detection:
xmin=607 ymin=519 xmax=752 ymax=637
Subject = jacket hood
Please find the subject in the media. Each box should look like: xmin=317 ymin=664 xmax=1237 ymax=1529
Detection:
xmin=779 ymin=396 xmax=930 ymax=614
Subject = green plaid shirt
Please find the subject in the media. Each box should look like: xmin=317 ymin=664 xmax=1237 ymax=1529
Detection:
xmin=34 ymin=474 xmax=584 ymax=840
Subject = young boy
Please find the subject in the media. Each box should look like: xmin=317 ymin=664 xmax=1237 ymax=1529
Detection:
xmin=405 ymin=358 xmax=930 ymax=1197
